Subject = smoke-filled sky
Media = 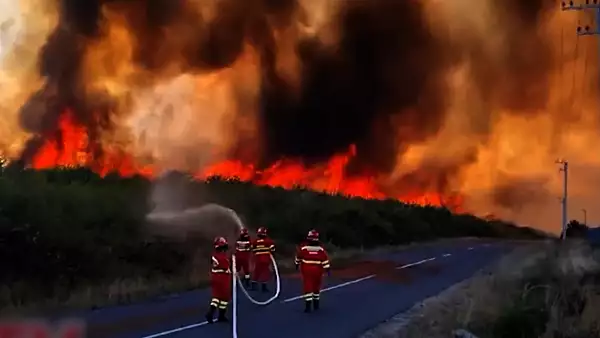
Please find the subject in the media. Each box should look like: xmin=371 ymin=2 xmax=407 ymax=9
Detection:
xmin=1 ymin=0 xmax=600 ymax=232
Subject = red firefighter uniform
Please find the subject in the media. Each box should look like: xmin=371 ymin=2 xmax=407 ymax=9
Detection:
xmin=205 ymin=237 xmax=232 ymax=323
xmin=295 ymin=229 xmax=330 ymax=312
xmin=250 ymin=226 xmax=275 ymax=292
xmin=235 ymin=228 xmax=252 ymax=286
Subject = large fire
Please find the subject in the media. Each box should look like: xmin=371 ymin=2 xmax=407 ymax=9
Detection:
xmin=3 ymin=0 xmax=600 ymax=232
xmin=30 ymin=110 xmax=462 ymax=210
xmin=31 ymin=109 xmax=155 ymax=178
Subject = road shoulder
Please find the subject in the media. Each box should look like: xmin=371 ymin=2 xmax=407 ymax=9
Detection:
xmin=358 ymin=241 xmax=551 ymax=338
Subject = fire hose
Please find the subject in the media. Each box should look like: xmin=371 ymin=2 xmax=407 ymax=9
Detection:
xmin=225 ymin=208 xmax=281 ymax=338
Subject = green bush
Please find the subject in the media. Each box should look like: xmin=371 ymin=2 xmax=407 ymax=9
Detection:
xmin=0 ymin=167 xmax=542 ymax=308
xmin=486 ymin=244 xmax=600 ymax=338
xmin=492 ymin=290 xmax=550 ymax=338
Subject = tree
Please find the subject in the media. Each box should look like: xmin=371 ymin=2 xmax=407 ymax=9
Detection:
xmin=566 ymin=219 xmax=588 ymax=238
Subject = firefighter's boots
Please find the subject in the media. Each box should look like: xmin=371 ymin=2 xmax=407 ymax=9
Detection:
xmin=205 ymin=305 xmax=216 ymax=323
xmin=217 ymin=308 xmax=228 ymax=322
xmin=304 ymin=300 xmax=312 ymax=313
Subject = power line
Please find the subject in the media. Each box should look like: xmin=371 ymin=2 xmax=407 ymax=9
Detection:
xmin=562 ymin=1 xmax=600 ymax=84
xmin=562 ymin=1 xmax=600 ymax=35
xmin=579 ymin=27 xmax=591 ymax=110
xmin=562 ymin=2 xmax=598 ymax=115
xmin=569 ymin=31 xmax=580 ymax=109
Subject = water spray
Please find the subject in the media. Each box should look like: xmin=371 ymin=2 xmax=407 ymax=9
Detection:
xmin=145 ymin=204 xmax=281 ymax=338
xmin=223 ymin=207 xmax=281 ymax=338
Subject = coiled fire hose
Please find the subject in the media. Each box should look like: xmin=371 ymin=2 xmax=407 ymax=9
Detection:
xmin=225 ymin=208 xmax=281 ymax=338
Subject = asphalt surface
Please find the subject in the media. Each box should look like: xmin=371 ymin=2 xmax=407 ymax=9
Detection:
xmin=76 ymin=239 xmax=512 ymax=338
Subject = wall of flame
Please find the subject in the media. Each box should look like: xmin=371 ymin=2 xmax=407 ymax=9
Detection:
xmin=1 ymin=0 xmax=599 ymax=233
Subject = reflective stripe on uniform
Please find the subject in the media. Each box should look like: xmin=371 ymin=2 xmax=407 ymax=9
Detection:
xmin=322 ymin=260 xmax=330 ymax=269
xmin=210 ymin=298 xmax=219 ymax=307
xmin=313 ymin=293 xmax=320 ymax=300
xmin=303 ymin=293 xmax=313 ymax=301
xmin=211 ymin=269 xmax=231 ymax=274
xmin=300 ymin=245 xmax=323 ymax=251
xmin=253 ymin=243 xmax=275 ymax=254
xmin=300 ymin=259 xmax=322 ymax=265
xmin=219 ymin=300 xmax=228 ymax=309
xmin=211 ymin=256 xmax=219 ymax=266
xmin=236 ymin=241 xmax=251 ymax=251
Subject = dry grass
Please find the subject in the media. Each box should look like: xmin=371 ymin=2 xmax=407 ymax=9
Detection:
xmin=363 ymin=240 xmax=600 ymax=338
xmin=0 ymin=268 xmax=210 ymax=317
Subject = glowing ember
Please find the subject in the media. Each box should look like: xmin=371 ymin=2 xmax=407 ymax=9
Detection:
xmin=30 ymin=111 xmax=463 ymax=211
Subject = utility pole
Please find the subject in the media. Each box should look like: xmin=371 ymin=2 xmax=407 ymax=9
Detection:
xmin=562 ymin=1 xmax=600 ymax=61
xmin=556 ymin=159 xmax=569 ymax=240
xmin=562 ymin=0 xmax=600 ymax=95
xmin=560 ymin=1 xmax=593 ymax=239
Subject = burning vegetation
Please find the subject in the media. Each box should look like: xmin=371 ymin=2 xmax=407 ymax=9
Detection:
xmin=1 ymin=0 xmax=599 ymax=231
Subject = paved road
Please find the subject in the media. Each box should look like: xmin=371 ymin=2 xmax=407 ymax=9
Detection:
xmin=76 ymin=239 xmax=511 ymax=338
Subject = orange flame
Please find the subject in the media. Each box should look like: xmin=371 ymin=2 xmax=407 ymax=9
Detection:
xmin=30 ymin=111 xmax=463 ymax=212
xmin=31 ymin=110 xmax=155 ymax=178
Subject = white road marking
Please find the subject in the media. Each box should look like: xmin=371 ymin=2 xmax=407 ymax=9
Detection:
xmin=282 ymin=274 xmax=376 ymax=303
xmin=140 ymin=321 xmax=208 ymax=338
xmin=283 ymin=257 xmax=438 ymax=303
xmin=395 ymin=257 xmax=437 ymax=269
xmin=139 ymin=247 xmax=469 ymax=337
xmin=442 ymin=253 xmax=451 ymax=257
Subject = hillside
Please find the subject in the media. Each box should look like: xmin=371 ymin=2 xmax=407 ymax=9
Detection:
xmin=0 ymin=166 xmax=542 ymax=313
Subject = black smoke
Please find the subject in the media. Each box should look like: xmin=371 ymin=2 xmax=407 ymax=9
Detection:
xmin=258 ymin=0 xmax=450 ymax=173
xmin=19 ymin=0 xmax=553 ymax=194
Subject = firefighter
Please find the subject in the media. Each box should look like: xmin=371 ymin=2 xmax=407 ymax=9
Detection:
xmin=205 ymin=236 xmax=232 ymax=323
xmin=235 ymin=227 xmax=252 ymax=287
xmin=294 ymin=229 xmax=330 ymax=313
xmin=250 ymin=226 xmax=276 ymax=292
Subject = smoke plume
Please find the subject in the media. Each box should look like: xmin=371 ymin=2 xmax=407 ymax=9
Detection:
xmin=1 ymin=0 xmax=599 ymax=232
